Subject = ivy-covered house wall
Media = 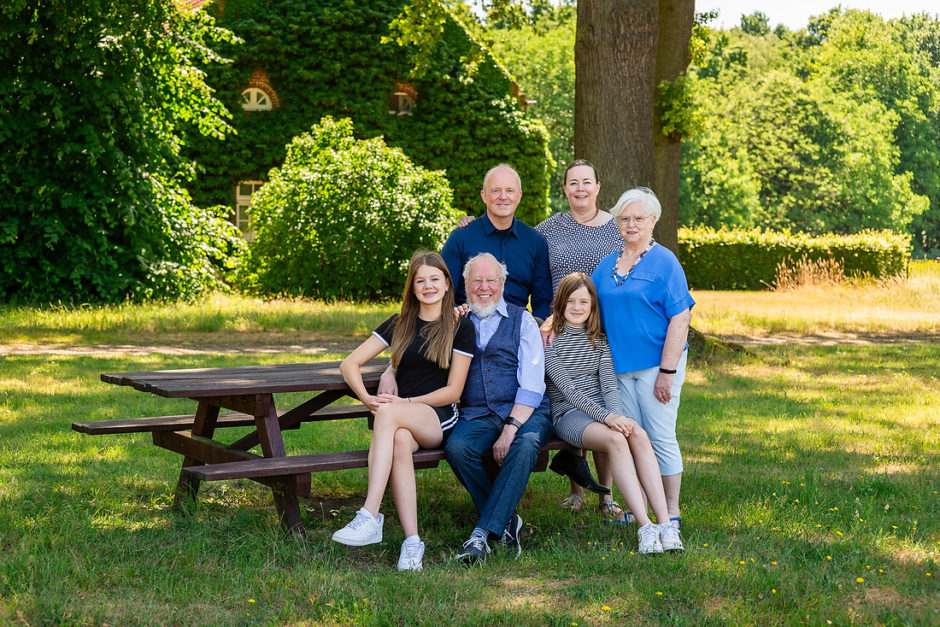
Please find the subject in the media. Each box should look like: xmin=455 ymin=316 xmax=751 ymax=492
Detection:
xmin=188 ymin=0 xmax=553 ymax=226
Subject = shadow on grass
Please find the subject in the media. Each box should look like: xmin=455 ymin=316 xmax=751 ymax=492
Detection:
xmin=1 ymin=345 xmax=938 ymax=624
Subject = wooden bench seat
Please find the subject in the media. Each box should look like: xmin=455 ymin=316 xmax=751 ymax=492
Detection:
xmin=72 ymin=403 xmax=371 ymax=435
xmin=182 ymin=437 xmax=572 ymax=482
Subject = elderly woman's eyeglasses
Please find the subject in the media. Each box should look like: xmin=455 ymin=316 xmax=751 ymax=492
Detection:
xmin=617 ymin=215 xmax=649 ymax=226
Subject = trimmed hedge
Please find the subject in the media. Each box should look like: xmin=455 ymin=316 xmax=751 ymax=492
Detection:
xmin=679 ymin=227 xmax=910 ymax=290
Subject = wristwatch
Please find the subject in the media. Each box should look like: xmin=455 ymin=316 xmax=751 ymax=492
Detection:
xmin=504 ymin=417 xmax=524 ymax=430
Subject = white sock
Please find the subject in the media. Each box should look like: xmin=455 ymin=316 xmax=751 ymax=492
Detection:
xmin=403 ymin=534 xmax=421 ymax=546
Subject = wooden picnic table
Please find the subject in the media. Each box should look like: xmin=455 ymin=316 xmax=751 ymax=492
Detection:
xmin=78 ymin=359 xmax=387 ymax=537
xmin=75 ymin=358 xmax=571 ymax=538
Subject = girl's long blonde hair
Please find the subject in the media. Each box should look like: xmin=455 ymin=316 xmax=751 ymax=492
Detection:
xmin=390 ymin=251 xmax=457 ymax=369
xmin=550 ymin=272 xmax=603 ymax=349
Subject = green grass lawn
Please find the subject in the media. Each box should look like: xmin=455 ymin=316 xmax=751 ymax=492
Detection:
xmin=1 ymin=271 xmax=938 ymax=625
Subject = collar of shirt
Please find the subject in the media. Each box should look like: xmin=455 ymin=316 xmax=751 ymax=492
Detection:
xmin=479 ymin=213 xmax=519 ymax=237
xmin=469 ymin=298 xmax=509 ymax=349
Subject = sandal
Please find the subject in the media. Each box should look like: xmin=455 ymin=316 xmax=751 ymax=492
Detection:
xmin=599 ymin=498 xmax=623 ymax=519
xmin=560 ymin=494 xmax=585 ymax=513
xmin=602 ymin=512 xmax=632 ymax=527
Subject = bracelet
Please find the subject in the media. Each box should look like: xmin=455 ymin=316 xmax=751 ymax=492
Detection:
xmin=659 ymin=367 xmax=677 ymax=375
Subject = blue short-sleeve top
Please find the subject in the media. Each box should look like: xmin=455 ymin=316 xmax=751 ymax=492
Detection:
xmin=591 ymin=244 xmax=695 ymax=373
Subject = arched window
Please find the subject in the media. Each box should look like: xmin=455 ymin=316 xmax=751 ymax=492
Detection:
xmin=241 ymin=87 xmax=273 ymax=112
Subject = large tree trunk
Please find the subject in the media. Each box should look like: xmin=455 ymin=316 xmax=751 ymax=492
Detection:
xmin=652 ymin=0 xmax=695 ymax=256
xmin=575 ymin=0 xmax=658 ymax=212
xmin=574 ymin=0 xmax=695 ymax=256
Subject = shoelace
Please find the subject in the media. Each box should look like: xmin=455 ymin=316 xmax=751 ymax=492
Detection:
xmin=639 ymin=525 xmax=659 ymax=541
xmin=465 ymin=537 xmax=486 ymax=552
xmin=347 ymin=513 xmax=370 ymax=529
xmin=403 ymin=543 xmax=422 ymax=559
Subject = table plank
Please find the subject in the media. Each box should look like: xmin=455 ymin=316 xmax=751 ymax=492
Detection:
xmin=101 ymin=359 xmax=387 ymax=398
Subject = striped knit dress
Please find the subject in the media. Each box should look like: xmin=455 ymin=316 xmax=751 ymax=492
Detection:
xmin=544 ymin=324 xmax=622 ymax=446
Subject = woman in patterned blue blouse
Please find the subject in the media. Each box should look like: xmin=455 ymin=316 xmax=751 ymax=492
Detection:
xmin=536 ymin=161 xmax=625 ymax=518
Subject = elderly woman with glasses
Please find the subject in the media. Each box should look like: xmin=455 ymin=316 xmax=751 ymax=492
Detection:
xmin=590 ymin=187 xmax=694 ymax=531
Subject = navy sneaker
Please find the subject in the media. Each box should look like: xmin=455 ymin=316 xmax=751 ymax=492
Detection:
xmin=455 ymin=536 xmax=490 ymax=564
xmin=500 ymin=514 xmax=524 ymax=559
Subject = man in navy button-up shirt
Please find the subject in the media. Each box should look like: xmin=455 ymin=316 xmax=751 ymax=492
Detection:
xmin=441 ymin=164 xmax=552 ymax=320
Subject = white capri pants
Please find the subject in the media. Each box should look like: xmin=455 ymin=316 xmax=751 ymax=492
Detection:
xmin=616 ymin=349 xmax=687 ymax=476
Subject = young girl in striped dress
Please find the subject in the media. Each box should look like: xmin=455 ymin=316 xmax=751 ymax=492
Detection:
xmin=544 ymin=272 xmax=684 ymax=554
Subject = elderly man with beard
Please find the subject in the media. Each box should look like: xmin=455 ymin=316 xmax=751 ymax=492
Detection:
xmin=444 ymin=252 xmax=554 ymax=564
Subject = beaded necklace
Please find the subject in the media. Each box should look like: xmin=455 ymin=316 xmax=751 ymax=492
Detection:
xmin=611 ymin=238 xmax=656 ymax=286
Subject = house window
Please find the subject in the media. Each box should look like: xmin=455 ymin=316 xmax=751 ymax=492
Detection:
xmin=234 ymin=180 xmax=263 ymax=240
xmin=241 ymin=87 xmax=273 ymax=112
xmin=388 ymin=82 xmax=417 ymax=117
xmin=388 ymin=91 xmax=415 ymax=116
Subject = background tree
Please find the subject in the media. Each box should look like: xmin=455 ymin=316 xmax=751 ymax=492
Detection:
xmin=0 ymin=0 xmax=243 ymax=303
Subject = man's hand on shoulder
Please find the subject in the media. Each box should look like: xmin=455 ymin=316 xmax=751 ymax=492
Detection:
xmin=457 ymin=214 xmax=475 ymax=228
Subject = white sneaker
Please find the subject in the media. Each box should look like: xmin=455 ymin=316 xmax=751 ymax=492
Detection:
xmin=659 ymin=522 xmax=684 ymax=552
xmin=637 ymin=523 xmax=664 ymax=554
xmin=332 ymin=508 xmax=383 ymax=546
xmin=397 ymin=539 xmax=425 ymax=571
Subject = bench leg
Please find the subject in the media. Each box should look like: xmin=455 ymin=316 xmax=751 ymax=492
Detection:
xmin=173 ymin=402 xmax=220 ymax=510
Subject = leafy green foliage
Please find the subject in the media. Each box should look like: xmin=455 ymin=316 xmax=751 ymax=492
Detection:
xmin=681 ymin=9 xmax=933 ymax=249
xmin=485 ymin=6 xmax=574 ymax=212
xmin=188 ymin=0 xmax=552 ymax=225
xmin=0 ymin=0 xmax=244 ymax=303
xmin=680 ymin=227 xmax=910 ymax=290
xmin=236 ymin=117 xmax=461 ymax=300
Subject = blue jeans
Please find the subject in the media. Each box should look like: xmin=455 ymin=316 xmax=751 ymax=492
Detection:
xmin=445 ymin=402 xmax=554 ymax=537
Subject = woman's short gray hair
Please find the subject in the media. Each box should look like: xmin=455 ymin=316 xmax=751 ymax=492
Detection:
xmin=463 ymin=252 xmax=508 ymax=283
xmin=610 ymin=187 xmax=661 ymax=220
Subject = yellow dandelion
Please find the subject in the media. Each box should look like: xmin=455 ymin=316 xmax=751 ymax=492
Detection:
xmin=866 ymin=565 xmax=871 ymax=569
xmin=771 ymin=561 xmax=778 ymax=566
xmin=703 ymin=543 xmax=708 ymax=547
xmin=750 ymin=558 xmax=755 ymax=563
xmin=856 ymin=577 xmax=864 ymax=583
xmin=826 ymin=555 xmax=832 ymax=560
xmin=817 ymin=524 xmax=822 ymax=527
xmin=602 ymin=605 xmax=611 ymax=611
xmin=892 ymin=525 xmax=898 ymax=529
xmin=836 ymin=531 xmax=843 ymax=536
xmin=249 ymin=599 xmax=256 ymax=604
xmin=879 ymin=569 xmax=884 ymax=573
xmin=757 ymin=537 xmax=761 ymax=540
xmin=739 ymin=560 xmax=746 ymax=565
xmin=587 ymin=541 xmax=592 ymax=545
xmin=928 ymin=573 xmax=933 ymax=577
xmin=794 ymin=499 xmax=799 ymax=503
xmin=772 ymin=589 xmax=777 ymax=594
xmin=602 ymin=557 xmax=606 ymax=560
xmin=656 ymin=592 xmax=663 ymax=596
xmin=834 ymin=507 xmax=839 ymax=510
xmin=800 ymin=483 xmax=804 ymax=486
xmin=630 ymin=551 xmax=635 ymax=555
